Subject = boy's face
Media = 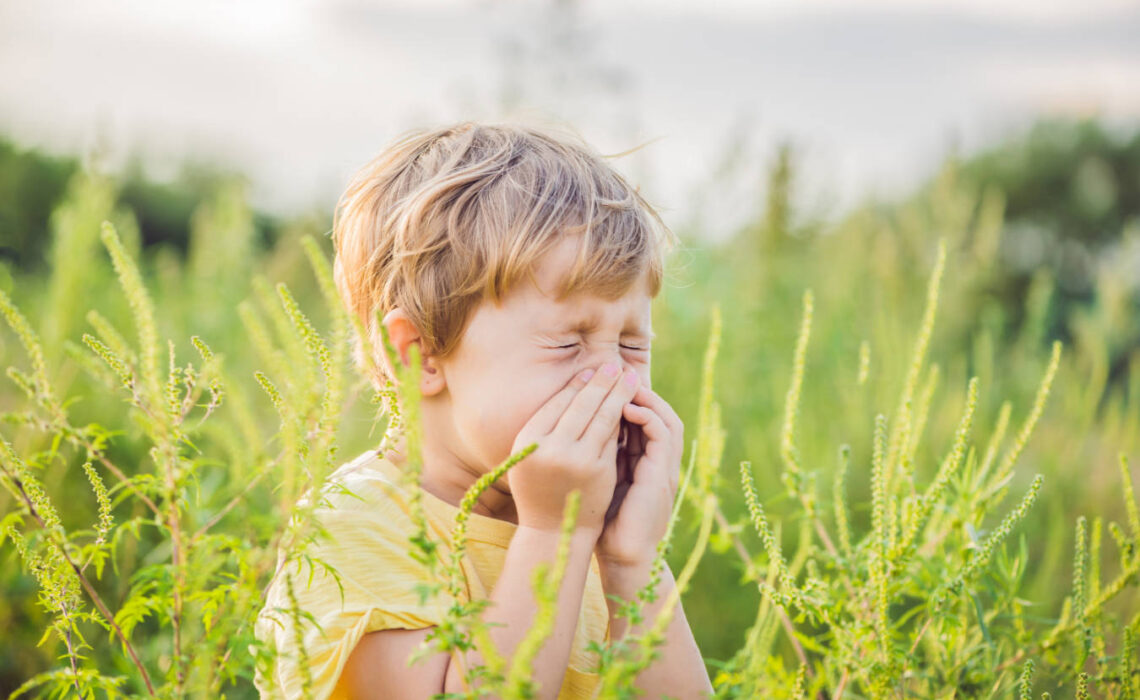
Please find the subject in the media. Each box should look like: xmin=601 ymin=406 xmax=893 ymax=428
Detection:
xmin=432 ymin=235 xmax=654 ymax=482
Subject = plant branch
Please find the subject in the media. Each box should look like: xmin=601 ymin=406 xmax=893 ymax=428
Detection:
xmin=3 ymin=469 xmax=156 ymax=695
xmin=712 ymin=505 xmax=811 ymax=674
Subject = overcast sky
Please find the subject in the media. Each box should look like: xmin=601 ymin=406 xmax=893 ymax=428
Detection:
xmin=2 ymin=0 xmax=1138 ymax=243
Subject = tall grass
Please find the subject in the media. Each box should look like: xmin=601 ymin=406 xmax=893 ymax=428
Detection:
xmin=0 ymin=158 xmax=1137 ymax=698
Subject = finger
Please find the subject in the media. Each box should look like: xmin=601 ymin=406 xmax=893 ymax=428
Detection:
xmin=631 ymin=385 xmax=683 ymax=434
xmin=621 ymin=406 xmax=650 ymax=472
xmin=552 ymin=363 xmax=625 ymax=441
xmin=524 ymin=368 xmax=596 ymax=436
xmin=640 ymin=408 xmax=679 ymax=496
xmin=581 ymin=368 xmax=641 ymax=455
xmin=622 ymin=404 xmax=669 ymax=485
xmin=600 ymin=415 xmax=621 ymax=462
xmin=631 ymin=386 xmax=683 ymax=471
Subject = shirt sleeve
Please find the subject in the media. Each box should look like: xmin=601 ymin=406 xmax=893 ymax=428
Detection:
xmin=254 ymin=474 xmax=453 ymax=700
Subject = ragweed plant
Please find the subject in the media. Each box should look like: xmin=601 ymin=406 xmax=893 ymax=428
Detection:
xmin=0 ymin=217 xmax=366 ymax=699
xmin=367 ymin=232 xmax=1138 ymax=698
xmin=0 ymin=199 xmax=1136 ymax=700
xmin=701 ymin=236 xmax=1137 ymax=698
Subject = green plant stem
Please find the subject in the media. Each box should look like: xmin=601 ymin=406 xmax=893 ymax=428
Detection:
xmin=711 ymin=505 xmax=810 ymax=672
xmin=2 ymin=468 xmax=156 ymax=695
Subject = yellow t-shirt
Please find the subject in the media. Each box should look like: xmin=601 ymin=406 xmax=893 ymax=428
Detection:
xmin=254 ymin=448 xmax=610 ymax=700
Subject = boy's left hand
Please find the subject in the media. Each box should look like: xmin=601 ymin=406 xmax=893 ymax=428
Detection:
xmin=597 ymin=384 xmax=683 ymax=570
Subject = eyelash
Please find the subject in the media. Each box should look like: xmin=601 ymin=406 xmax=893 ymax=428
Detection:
xmin=557 ymin=343 xmax=649 ymax=352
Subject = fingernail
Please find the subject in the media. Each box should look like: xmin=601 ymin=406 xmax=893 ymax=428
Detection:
xmin=579 ymin=368 xmax=595 ymax=382
xmin=602 ymin=362 xmax=620 ymax=378
xmin=623 ymin=370 xmax=638 ymax=387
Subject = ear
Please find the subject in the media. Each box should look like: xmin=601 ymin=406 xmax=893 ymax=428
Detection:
xmin=381 ymin=307 xmax=446 ymax=397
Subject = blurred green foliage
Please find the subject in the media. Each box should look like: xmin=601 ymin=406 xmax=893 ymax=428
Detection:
xmin=0 ymin=136 xmax=290 ymax=277
xmin=0 ymin=116 xmax=1137 ymax=697
xmin=645 ymin=117 xmax=1139 ymax=694
xmin=956 ymin=118 xmax=1140 ymax=385
xmin=0 ymin=139 xmax=76 ymax=271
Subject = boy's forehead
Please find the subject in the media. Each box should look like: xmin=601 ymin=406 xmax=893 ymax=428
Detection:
xmin=525 ymin=283 xmax=654 ymax=335
xmin=525 ymin=255 xmax=652 ymax=303
xmin=511 ymin=235 xmax=654 ymax=329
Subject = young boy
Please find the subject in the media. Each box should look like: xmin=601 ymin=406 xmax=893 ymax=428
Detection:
xmin=254 ymin=121 xmax=712 ymax=699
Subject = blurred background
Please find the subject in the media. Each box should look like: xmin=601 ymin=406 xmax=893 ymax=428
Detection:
xmin=1 ymin=0 xmax=1139 ymax=695
xmin=4 ymin=0 xmax=1140 ymax=247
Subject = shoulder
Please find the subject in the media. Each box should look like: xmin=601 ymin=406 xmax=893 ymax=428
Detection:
xmin=268 ymin=449 xmax=439 ymax=596
xmin=254 ymin=451 xmax=453 ymax=698
xmin=303 ymin=450 xmax=417 ymax=523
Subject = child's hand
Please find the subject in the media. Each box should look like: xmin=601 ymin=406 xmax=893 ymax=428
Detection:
xmin=508 ymin=363 xmax=641 ymax=535
xmin=596 ymin=385 xmax=683 ymax=570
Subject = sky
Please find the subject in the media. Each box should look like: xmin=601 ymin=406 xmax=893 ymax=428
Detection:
xmin=1 ymin=0 xmax=1138 ymax=243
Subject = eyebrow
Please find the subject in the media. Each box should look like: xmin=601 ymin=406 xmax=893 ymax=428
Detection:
xmin=556 ymin=318 xmax=656 ymax=340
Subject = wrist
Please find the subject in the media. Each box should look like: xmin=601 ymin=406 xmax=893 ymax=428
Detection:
xmin=597 ymin=557 xmax=657 ymax=601
xmin=599 ymin=561 xmax=676 ymax=642
xmin=597 ymin=554 xmax=654 ymax=578
xmin=517 ymin=522 xmax=601 ymax=545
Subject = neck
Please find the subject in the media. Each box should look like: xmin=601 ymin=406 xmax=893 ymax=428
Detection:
xmin=382 ymin=430 xmax=519 ymax=525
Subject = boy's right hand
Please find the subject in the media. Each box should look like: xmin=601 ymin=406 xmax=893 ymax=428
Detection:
xmin=508 ymin=362 xmax=641 ymax=536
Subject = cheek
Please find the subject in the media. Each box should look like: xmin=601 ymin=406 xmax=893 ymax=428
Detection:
xmin=522 ymin=373 xmax=584 ymax=434
xmin=489 ymin=378 xmax=564 ymax=444
xmin=469 ymin=366 xmax=580 ymax=450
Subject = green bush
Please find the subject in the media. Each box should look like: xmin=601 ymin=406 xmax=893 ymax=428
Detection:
xmin=0 ymin=148 xmax=1137 ymax=698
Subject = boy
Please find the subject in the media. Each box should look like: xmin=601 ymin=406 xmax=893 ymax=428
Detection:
xmin=254 ymin=121 xmax=712 ymax=699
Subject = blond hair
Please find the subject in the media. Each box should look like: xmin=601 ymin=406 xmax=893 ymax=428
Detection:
xmin=331 ymin=120 xmax=679 ymax=389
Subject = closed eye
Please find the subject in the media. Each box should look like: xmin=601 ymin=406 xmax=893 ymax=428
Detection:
xmin=555 ymin=343 xmax=649 ymax=351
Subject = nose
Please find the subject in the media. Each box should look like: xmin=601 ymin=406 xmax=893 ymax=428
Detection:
xmin=581 ymin=347 xmax=646 ymax=387
xmin=583 ymin=346 xmax=626 ymax=373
